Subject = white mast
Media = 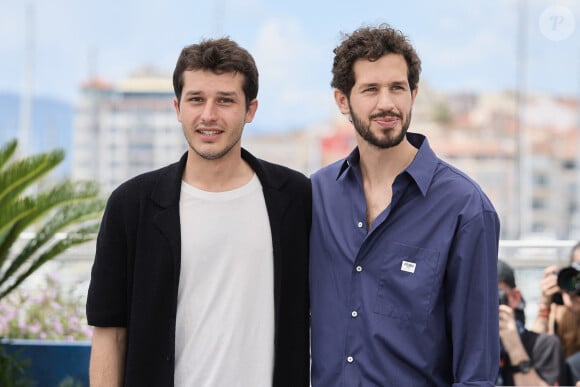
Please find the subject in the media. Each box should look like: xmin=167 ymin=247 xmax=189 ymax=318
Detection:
xmin=18 ymin=3 xmax=35 ymax=155
xmin=516 ymin=0 xmax=529 ymax=238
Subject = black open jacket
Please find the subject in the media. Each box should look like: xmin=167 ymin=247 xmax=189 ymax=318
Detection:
xmin=87 ymin=149 xmax=311 ymax=386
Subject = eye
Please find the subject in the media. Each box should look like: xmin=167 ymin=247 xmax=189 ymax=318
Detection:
xmin=218 ymin=98 xmax=235 ymax=104
xmin=363 ymin=86 xmax=377 ymax=93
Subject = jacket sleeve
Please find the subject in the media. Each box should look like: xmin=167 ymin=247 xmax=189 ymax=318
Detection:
xmin=86 ymin=187 xmax=130 ymax=327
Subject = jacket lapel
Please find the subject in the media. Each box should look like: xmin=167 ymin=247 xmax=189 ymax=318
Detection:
xmin=150 ymin=153 xmax=187 ymax=270
xmin=146 ymin=149 xmax=292 ymax=320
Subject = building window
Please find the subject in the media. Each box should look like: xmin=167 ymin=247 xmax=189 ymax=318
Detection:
xmin=532 ymin=198 xmax=546 ymax=209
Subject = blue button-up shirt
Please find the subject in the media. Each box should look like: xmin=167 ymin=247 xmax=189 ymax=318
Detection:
xmin=310 ymin=132 xmax=500 ymax=387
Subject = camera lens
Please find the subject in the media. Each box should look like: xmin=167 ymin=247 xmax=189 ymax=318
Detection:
xmin=498 ymin=289 xmax=508 ymax=305
xmin=557 ymin=264 xmax=580 ymax=295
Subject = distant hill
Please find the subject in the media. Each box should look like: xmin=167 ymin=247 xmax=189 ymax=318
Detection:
xmin=0 ymin=93 xmax=73 ymax=177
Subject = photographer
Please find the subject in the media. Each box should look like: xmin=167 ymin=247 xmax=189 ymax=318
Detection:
xmin=559 ymin=261 xmax=580 ymax=383
xmin=497 ymin=260 xmax=568 ymax=386
xmin=533 ymin=243 xmax=580 ymax=353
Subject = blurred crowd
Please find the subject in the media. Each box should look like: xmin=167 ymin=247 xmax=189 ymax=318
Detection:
xmin=498 ymin=242 xmax=580 ymax=386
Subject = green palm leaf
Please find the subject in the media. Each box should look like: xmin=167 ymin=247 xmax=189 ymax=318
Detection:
xmin=0 ymin=148 xmax=64 ymax=207
xmin=0 ymin=139 xmax=105 ymax=301
xmin=0 ymin=139 xmax=17 ymax=169
xmin=0 ymin=199 xmax=104 ymax=290
xmin=0 ymin=223 xmax=101 ymax=300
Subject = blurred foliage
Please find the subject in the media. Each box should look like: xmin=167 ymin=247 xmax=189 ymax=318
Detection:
xmin=0 ymin=139 xmax=105 ymax=301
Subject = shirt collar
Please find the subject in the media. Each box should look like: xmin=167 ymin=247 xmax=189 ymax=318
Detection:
xmin=337 ymin=147 xmax=360 ymax=178
xmin=336 ymin=132 xmax=438 ymax=197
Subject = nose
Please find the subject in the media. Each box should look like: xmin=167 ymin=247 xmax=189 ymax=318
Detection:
xmin=200 ymin=101 xmax=218 ymax=123
xmin=376 ymin=88 xmax=395 ymax=111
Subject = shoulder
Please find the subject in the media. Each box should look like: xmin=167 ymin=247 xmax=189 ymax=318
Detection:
xmin=311 ymin=158 xmax=344 ymax=184
xmin=409 ymin=132 xmax=493 ymax=210
xmin=243 ymin=149 xmax=310 ymax=193
xmin=533 ymin=332 xmax=563 ymax=351
xmin=260 ymin=159 xmax=311 ymax=201
xmin=259 ymin=158 xmax=309 ymax=182
xmin=106 ymin=159 xmax=182 ymax=208
xmin=434 ymin=160 xmax=488 ymax=198
xmin=520 ymin=330 xmax=563 ymax=358
xmin=108 ymin=169 xmax=155 ymax=203
xmin=431 ymin=159 xmax=497 ymax=215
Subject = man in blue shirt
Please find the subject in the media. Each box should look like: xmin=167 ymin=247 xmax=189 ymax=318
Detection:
xmin=309 ymin=24 xmax=501 ymax=386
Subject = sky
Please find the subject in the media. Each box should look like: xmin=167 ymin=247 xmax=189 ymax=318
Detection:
xmin=0 ymin=0 xmax=579 ymax=133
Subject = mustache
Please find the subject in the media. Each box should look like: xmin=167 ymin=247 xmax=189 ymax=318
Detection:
xmin=369 ymin=110 xmax=401 ymax=120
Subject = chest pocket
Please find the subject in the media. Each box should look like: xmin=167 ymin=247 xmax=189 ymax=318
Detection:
xmin=373 ymin=242 xmax=440 ymax=328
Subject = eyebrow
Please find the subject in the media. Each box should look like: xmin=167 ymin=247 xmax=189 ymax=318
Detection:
xmin=358 ymin=82 xmax=378 ymax=88
xmin=358 ymin=80 xmax=408 ymax=88
xmin=390 ymin=80 xmax=408 ymax=87
xmin=183 ymin=90 xmax=239 ymax=97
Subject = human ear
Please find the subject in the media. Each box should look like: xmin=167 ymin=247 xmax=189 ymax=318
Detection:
xmin=245 ymin=99 xmax=258 ymax=123
xmin=334 ymin=89 xmax=350 ymax=115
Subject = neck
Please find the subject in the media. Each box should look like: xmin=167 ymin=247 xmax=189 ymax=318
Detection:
xmin=357 ymin=136 xmax=417 ymax=184
xmin=183 ymin=148 xmax=253 ymax=192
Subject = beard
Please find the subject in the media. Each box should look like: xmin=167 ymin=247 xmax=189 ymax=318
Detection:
xmin=350 ymin=103 xmax=412 ymax=149
xmin=182 ymin=124 xmax=243 ymax=161
xmin=189 ymin=139 xmax=239 ymax=160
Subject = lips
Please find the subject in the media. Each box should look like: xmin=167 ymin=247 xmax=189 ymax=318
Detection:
xmin=198 ymin=129 xmax=222 ymax=135
xmin=374 ymin=115 xmax=399 ymax=127
xmin=376 ymin=116 xmax=398 ymax=123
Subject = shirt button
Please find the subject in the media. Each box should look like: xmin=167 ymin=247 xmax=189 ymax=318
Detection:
xmin=357 ymin=221 xmax=363 ymax=228
xmin=355 ymin=266 xmax=363 ymax=272
xmin=351 ymin=311 xmax=358 ymax=318
xmin=347 ymin=356 xmax=354 ymax=363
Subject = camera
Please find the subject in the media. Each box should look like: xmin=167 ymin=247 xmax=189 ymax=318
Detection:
xmin=557 ymin=262 xmax=580 ymax=296
xmin=498 ymin=289 xmax=508 ymax=305
xmin=551 ymin=268 xmax=564 ymax=305
xmin=552 ymin=292 xmax=564 ymax=305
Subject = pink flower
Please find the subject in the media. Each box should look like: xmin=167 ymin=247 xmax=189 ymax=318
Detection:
xmin=0 ymin=274 xmax=92 ymax=340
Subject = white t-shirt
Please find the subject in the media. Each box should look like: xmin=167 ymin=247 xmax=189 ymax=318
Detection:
xmin=174 ymin=174 xmax=274 ymax=387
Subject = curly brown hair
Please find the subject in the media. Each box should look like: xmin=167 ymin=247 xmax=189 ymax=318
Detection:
xmin=172 ymin=37 xmax=259 ymax=109
xmin=331 ymin=24 xmax=422 ymax=97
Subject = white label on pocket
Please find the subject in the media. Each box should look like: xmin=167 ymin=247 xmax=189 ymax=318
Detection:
xmin=401 ymin=260 xmax=416 ymax=274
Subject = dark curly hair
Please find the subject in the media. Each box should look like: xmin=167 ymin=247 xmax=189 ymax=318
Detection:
xmin=331 ymin=24 xmax=422 ymax=97
xmin=172 ymin=37 xmax=259 ymax=109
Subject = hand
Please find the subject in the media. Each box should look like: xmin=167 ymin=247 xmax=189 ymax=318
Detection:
xmin=499 ymin=304 xmax=522 ymax=353
xmin=538 ymin=265 xmax=560 ymax=307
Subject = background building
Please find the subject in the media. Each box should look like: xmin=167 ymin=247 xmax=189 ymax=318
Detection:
xmin=314 ymin=86 xmax=580 ymax=241
xmin=72 ymin=68 xmax=186 ymax=194
xmin=70 ymin=70 xmax=580 ymax=242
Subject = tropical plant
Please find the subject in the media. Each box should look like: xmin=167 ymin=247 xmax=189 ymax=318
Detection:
xmin=0 ymin=139 xmax=105 ymax=301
